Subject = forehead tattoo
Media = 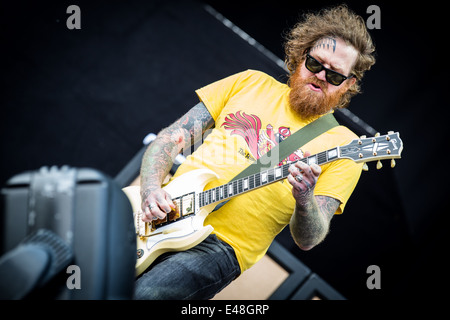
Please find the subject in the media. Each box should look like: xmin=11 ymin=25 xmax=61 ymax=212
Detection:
xmin=310 ymin=37 xmax=337 ymax=53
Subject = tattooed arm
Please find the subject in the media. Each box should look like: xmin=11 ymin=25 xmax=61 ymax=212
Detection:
xmin=290 ymin=195 xmax=339 ymax=250
xmin=287 ymin=159 xmax=340 ymax=250
xmin=140 ymin=102 xmax=214 ymax=221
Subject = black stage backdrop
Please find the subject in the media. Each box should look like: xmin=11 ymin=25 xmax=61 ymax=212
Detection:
xmin=0 ymin=0 xmax=446 ymax=300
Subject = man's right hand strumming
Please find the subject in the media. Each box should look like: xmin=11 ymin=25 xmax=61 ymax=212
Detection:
xmin=141 ymin=186 xmax=175 ymax=222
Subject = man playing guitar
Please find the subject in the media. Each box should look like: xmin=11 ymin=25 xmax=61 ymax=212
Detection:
xmin=134 ymin=5 xmax=376 ymax=299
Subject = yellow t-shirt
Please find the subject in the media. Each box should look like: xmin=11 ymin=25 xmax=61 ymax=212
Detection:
xmin=172 ymin=70 xmax=363 ymax=272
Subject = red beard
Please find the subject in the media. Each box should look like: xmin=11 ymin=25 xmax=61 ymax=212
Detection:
xmin=288 ymin=68 xmax=347 ymax=119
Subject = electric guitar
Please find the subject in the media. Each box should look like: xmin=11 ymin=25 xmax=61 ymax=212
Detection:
xmin=123 ymin=132 xmax=403 ymax=276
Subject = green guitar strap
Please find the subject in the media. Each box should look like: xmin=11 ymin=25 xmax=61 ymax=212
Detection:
xmin=230 ymin=112 xmax=339 ymax=182
xmin=210 ymin=113 xmax=339 ymax=212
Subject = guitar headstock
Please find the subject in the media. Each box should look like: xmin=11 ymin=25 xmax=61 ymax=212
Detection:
xmin=339 ymin=131 xmax=403 ymax=170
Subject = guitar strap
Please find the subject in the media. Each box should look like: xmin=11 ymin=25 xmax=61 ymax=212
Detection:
xmin=211 ymin=112 xmax=339 ymax=212
xmin=230 ymin=112 xmax=339 ymax=182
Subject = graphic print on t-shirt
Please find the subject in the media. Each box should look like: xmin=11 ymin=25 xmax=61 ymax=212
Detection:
xmin=221 ymin=111 xmax=304 ymax=165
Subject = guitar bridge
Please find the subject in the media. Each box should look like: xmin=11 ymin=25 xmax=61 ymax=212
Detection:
xmin=134 ymin=211 xmax=154 ymax=238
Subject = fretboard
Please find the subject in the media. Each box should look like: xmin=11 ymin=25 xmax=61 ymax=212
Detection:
xmin=198 ymin=147 xmax=340 ymax=208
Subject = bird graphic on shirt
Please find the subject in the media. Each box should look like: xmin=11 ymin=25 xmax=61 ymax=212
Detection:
xmin=221 ymin=111 xmax=294 ymax=160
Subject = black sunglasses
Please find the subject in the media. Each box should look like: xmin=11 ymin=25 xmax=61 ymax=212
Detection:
xmin=305 ymin=54 xmax=353 ymax=86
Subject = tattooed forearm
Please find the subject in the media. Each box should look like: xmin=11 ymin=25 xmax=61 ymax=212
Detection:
xmin=315 ymin=195 xmax=340 ymax=218
xmin=289 ymin=195 xmax=339 ymax=250
xmin=140 ymin=102 xmax=214 ymax=197
xmin=140 ymin=133 xmax=179 ymax=197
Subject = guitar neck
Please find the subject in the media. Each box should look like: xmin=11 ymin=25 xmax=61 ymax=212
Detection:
xmin=198 ymin=147 xmax=340 ymax=208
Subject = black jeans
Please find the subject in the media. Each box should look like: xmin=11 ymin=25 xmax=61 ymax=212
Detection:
xmin=134 ymin=234 xmax=240 ymax=300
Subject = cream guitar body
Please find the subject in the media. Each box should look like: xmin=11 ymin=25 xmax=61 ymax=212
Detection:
xmin=123 ymin=169 xmax=219 ymax=276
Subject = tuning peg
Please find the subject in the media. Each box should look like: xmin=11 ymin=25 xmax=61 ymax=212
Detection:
xmin=375 ymin=132 xmax=380 ymax=137
xmin=376 ymin=160 xmax=383 ymax=170
xmin=362 ymin=163 xmax=369 ymax=171
xmin=391 ymin=159 xmax=396 ymax=168
xmin=360 ymin=135 xmax=366 ymax=139
xmin=388 ymin=131 xmax=394 ymax=135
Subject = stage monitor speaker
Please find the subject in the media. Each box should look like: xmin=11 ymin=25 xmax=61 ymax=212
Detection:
xmin=0 ymin=166 xmax=136 ymax=299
